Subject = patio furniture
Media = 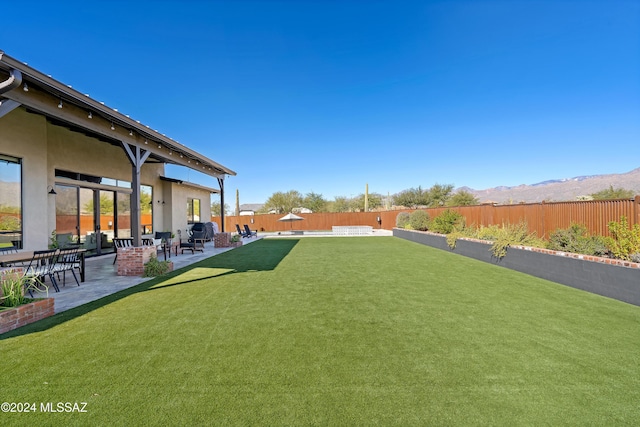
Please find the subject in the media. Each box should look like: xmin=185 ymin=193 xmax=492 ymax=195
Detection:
xmin=177 ymin=230 xmax=203 ymax=254
xmin=235 ymin=224 xmax=249 ymax=238
xmin=243 ymin=224 xmax=258 ymax=238
xmin=114 ymin=237 xmax=162 ymax=263
xmin=0 ymin=245 xmax=18 ymax=266
xmin=24 ymin=249 xmax=60 ymax=295
xmin=154 ymin=232 xmax=173 ymax=260
xmin=112 ymin=238 xmax=134 ymax=264
xmin=54 ymin=247 xmax=82 ymax=287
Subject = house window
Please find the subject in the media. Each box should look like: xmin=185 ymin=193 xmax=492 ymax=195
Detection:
xmin=187 ymin=198 xmax=201 ymax=223
xmin=141 ymin=185 xmax=153 ymax=233
xmin=0 ymin=154 xmax=22 ymax=248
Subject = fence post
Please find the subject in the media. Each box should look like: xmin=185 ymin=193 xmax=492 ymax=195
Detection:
xmin=635 ymin=195 xmax=640 ymax=229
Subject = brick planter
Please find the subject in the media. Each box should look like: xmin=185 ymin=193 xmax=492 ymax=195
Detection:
xmin=0 ymin=298 xmax=55 ymax=334
xmin=214 ymin=232 xmax=232 ymax=247
xmin=117 ymin=246 xmax=156 ymax=276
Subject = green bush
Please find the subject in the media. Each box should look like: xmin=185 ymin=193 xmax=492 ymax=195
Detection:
xmin=143 ymin=255 xmax=172 ymax=277
xmin=605 ymin=216 xmax=640 ymax=261
xmin=396 ymin=212 xmax=411 ymax=228
xmin=489 ymin=221 xmax=545 ymax=259
xmin=430 ymin=209 xmax=465 ymax=234
xmin=1 ymin=270 xmax=47 ymax=308
xmin=408 ymin=210 xmax=430 ymax=231
xmin=547 ymin=223 xmax=608 ymax=256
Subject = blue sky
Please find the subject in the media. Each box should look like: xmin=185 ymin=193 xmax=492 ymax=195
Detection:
xmin=2 ymin=0 xmax=639 ymax=204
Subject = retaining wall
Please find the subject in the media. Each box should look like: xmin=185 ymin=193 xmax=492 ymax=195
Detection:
xmin=394 ymin=228 xmax=640 ymax=306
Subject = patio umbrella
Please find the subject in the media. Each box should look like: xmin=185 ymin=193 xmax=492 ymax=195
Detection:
xmin=278 ymin=213 xmax=304 ymax=232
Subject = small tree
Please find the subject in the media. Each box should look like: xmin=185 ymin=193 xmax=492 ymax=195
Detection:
xmin=591 ymin=186 xmax=635 ymax=200
xmin=447 ymin=190 xmax=479 ymax=207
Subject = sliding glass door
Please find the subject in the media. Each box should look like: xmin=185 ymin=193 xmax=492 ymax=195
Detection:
xmin=56 ymin=185 xmax=129 ymax=256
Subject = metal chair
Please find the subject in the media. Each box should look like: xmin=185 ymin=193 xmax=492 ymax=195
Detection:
xmin=54 ymin=247 xmax=82 ymax=287
xmin=24 ymin=249 xmax=60 ymax=295
xmin=112 ymin=238 xmax=134 ymax=264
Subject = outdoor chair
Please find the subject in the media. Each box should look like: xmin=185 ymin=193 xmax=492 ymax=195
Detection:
xmin=112 ymin=238 xmax=134 ymax=264
xmin=54 ymin=247 xmax=81 ymax=287
xmin=189 ymin=229 xmax=207 ymax=250
xmin=243 ymin=224 xmax=258 ymax=238
xmin=24 ymin=249 xmax=60 ymax=296
xmin=176 ymin=230 xmax=203 ymax=254
xmin=154 ymin=231 xmax=173 ymax=260
xmin=235 ymin=224 xmax=249 ymax=238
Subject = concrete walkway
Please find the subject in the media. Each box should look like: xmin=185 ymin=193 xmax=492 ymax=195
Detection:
xmin=30 ymin=236 xmax=263 ymax=314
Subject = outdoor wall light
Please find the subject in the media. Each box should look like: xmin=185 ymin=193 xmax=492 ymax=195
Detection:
xmin=88 ymin=111 xmax=92 ymax=119
xmin=144 ymin=139 xmax=148 ymax=144
xmin=58 ymin=99 xmax=63 ymax=109
xmin=110 ymin=122 xmax=115 ymax=130
xmin=158 ymin=144 xmax=162 ymax=149
xmin=23 ymin=83 xmax=28 ymax=92
xmin=47 ymin=186 xmax=57 ymax=195
xmin=129 ymin=129 xmax=133 ymax=136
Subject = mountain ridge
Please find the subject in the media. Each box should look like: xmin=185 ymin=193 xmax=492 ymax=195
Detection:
xmin=463 ymin=168 xmax=640 ymax=204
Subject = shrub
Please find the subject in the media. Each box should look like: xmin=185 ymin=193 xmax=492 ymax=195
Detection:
xmin=547 ymin=223 xmax=608 ymax=256
xmin=489 ymin=221 xmax=545 ymax=259
xmin=1 ymin=270 xmax=47 ymax=308
xmin=396 ymin=212 xmax=411 ymax=228
xmin=143 ymin=255 xmax=172 ymax=277
xmin=606 ymin=216 xmax=640 ymax=261
xmin=430 ymin=209 xmax=465 ymax=234
xmin=408 ymin=210 xmax=430 ymax=231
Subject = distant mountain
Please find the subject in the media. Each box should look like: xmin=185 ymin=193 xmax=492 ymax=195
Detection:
xmin=465 ymin=168 xmax=640 ymax=204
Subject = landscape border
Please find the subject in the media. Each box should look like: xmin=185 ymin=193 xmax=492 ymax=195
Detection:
xmin=393 ymin=228 xmax=640 ymax=307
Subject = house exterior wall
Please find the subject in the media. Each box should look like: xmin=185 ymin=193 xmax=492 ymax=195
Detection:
xmin=0 ymin=107 xmax=208 ymax=250
xmin=167 ymin=182 xmax=213 ymax=236
xmin=0 ymin=108 xmax=49 ymax=249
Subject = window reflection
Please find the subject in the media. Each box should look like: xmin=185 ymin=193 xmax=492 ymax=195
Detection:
xmin=0 ymin=155 xmax=22 ymax=248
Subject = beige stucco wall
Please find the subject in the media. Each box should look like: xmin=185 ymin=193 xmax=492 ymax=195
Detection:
xmin=166 ymin=182 xmax=213 ymax=237
xmin=0 ymin=108 xmax=49 ymax=248
xmin=0 ymin=106 xmax=213 ymax=250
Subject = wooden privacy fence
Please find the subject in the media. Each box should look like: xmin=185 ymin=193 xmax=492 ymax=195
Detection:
xmin=213 ymin=196 xmax=640 ymax=239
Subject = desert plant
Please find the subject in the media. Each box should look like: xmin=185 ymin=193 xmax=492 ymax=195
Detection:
xmin=143 ymin=255 xmax=172 ymax=277
xmin=396 ymin=212 xmax=411 ymax=228
xmin=605 ymin=216 xmax=640 ymax=261
xmin=408 ymin=210 xmax=430 ymax=231
xmin=430 ymin=209 xmax=465 ymax=234
xmin=547 ymin=223 xmax=608 ymax=256
xmin=1 ymin=270 xmax=47 ymax=308
xmin=490 ymin=221 xmax=545 ymax=259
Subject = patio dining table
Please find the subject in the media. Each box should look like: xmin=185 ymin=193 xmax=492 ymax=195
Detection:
xmin=0 ymin=248 xmax=87 ymax=282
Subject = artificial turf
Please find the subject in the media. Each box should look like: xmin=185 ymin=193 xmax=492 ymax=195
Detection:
xmin=1 ymin=237 xmax=639 ymax=425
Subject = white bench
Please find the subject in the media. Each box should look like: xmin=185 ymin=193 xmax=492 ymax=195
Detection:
xmin=332 ymin=226 xmax=373 ymax=236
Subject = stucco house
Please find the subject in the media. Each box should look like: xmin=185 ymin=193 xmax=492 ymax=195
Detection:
xmin=0 ymin=51 xmax=235 ymax=256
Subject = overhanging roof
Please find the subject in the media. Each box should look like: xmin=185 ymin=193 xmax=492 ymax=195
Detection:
xmin=160 ymin=176 xmax=220 ymax=194
xmin=0 ymin=51 xmax=236 ymax=179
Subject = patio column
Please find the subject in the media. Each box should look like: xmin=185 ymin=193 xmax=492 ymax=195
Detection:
xmin=122 ymin=143 xmax=151 ymax=246
xmin=217 ymin=176 xmax=226 ymax=232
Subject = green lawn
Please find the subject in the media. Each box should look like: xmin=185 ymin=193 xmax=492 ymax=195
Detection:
xmin=2 ymin=237 xmax=639 ymax=425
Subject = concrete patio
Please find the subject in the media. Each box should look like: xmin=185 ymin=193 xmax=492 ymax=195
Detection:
xmin=30 ymin=235 xmax=263 ymax=314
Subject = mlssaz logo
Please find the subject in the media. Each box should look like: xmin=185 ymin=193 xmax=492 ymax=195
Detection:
xmin=40 ymin=402 xmax=88 ymax=413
